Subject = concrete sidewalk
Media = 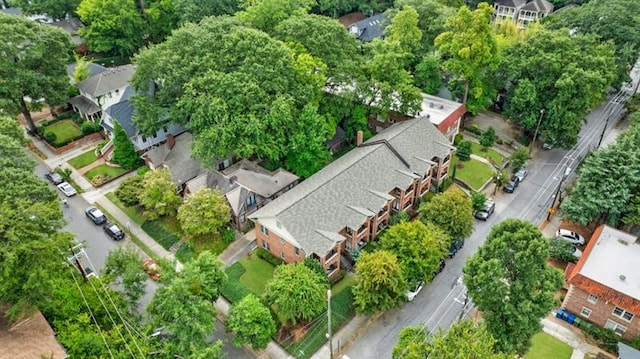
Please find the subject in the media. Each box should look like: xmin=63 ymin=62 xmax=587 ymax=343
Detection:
xmin=542 ymin=315 xmax=612 ymax=359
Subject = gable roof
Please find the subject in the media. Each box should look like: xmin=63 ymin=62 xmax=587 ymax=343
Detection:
xmin=222 ymin=160 xmax=299 ymax=199
xmin=104 ymin=100 xmax=135 ymax=137
xmin=566 ymin=225 xmax=640 ymax=314
xmin=494 ymin=0 xmax=526 ymax=7
xmin=67 ymin=62 xmax=108 ymax=79
xmin=76 ymin=64 xmax=136 ymax=97
xmin=250 ymin=117 xmax=452 ymax=257
xmin=0 ymin=308 xmax=67 ymax=359
xmin=520 ymin=0 xmax=554 ymax=12
xmin=347 ymin=13 xmax=387 ymax=42
xmin=145 ymin=132 xmax=202 ymax=185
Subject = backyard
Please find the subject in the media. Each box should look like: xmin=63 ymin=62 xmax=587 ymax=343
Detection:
xmin=450 ymin=156 xmax=495 ymax=191
xmin=525 ymin=332 xmax=573 ymax=359
xmin=43 ymin=119 xmax=83 ymax=147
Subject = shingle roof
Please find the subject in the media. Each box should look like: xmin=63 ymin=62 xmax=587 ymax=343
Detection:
xmin=520 ymin=0 xmax=554 ymax=12
xmin=66 ymin=62 xmax=108 ymax=79
xmin=250 ymin=117 xmax=452 ymax=257
xmin=222 ymin=160 xmax=299 ymax=198
xmin=0 ymin=308 xmax=67 ymax=359
xmin=494 ymin=0 xmax=526 ymax=7
xmin=68 ymin=95 xmax=100 ymax=114
xmin=145 ymin=132 xmax=202 ymax=185
xmin=76 ymin=64 xmax=135 ymax=97
xmin=566 ymin=225 xmax=640 ymax=314
xmin=347 ymin=13 xmax=387 ymax=42
xmin=104 ymin=100 xmax=135 ymax=137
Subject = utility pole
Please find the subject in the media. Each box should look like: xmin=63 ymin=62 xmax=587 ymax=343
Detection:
xmin=327 ymin=289 xmax=333 ymax=359
xmin=70 ymin=245 xmax=87 ymax=280
xmin=529 ymin=109 xmax=545 ymax=155
xmin=548 ymin=166 xmax=571 ymax=221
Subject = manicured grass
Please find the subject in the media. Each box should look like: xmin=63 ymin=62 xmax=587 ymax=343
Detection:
xmin=44 ymin=120 xmax=83 ymax=146
xmin=238 ymin=256 xmax=275 ymax=296
xmin=68 ymin=149 xmax=98 ymax=169
xmin=84 ymin=164 xmax=128 ymax=180
xmin=469 ymin=141 xmax=504 ymax=166
xmin=525 ymin=332 xmax=573 ymax=359
xmin=450 ymin=156 xmax=494 ymax=191
xmin=331 ymin=273 xmax=356 ymax=296
xmin=158 ymin=215 xmax=183 ymax=237
xmin=105 ymin=192 xmax=146 ymax=225
xmin=141 ymin=220 xmax=180 ymax=250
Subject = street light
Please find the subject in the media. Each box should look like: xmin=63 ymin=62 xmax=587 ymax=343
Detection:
xmin=529 ymin=109 xmax=545 ymax=155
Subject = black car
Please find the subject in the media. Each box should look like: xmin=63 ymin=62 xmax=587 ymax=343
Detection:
xmin=85 ymin=206 xmax=107 ymax=225
xmin=44 ymin=171 xmax=64 ymax=185
xmin=433 ymin=259 xmax=446 ymax=277
xmin=448 ymin=239 xmax=465 ymax=258
xmin=503 ymin=180 xmax=517 ymax=193
xmin=103 ymin=222 xmax=125 ymax=240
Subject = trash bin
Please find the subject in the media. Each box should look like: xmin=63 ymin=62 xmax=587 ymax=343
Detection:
xmin=556 ymin=308 xmax=565 ymax=319
xmin=567 ymin=313 xmax=576 ymax=325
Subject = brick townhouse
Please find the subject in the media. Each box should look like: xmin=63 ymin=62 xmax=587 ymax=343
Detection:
xmin=562 ymin=225 xmax=640 ymax=340
xmin=249 ymin=117 xmax=454 ymax=277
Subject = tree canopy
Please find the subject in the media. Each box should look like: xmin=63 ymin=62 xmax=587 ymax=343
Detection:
xmin=0 ymin=13 xmax=72 ymax=133
xmin=139 ymin=168 xmax=182 ymax=219
xmin=111 ymin=120 xmax=139 ymax=170
xmin=389 ymin=0 xmax=454 ymax=54
xmin=463 ymin=219 xmax=563 ymax=354
xmin=352 ymin=250 xmax=408 ymax=314
xmin=419 ymin=188 xmax=474 ymax=243
xmin=177 ymin=188 xmax=231 ymax=236
xmin=226 ymin=294 xmax=277 ymax=349
xmin=237 ymin=0 xmax=315 ymax=35
xmin=11 ymin=0 xmax=79 ymax=20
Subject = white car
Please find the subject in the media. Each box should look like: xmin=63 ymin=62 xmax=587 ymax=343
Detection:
xmin=406 ymin=282 xmax=424 ymax=302
xmin=57 ymin=182 xmax=77 ymax=197
xmin=555 ymin=229 xmax=585 ymax=246
xmin=572 ymin=246 xmax=583 ymax=259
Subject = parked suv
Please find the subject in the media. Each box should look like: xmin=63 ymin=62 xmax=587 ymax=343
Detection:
xmin=555 ymin=229 xmax=585 ymax=246
xmin=503 ymin=180 xmax=518 ymax=193
xmin=474 ymin=199 xmax=495 ymax=221
xmin=85 ymin=207 xmax=107 ymax=225
xmin=514 ymin=168 xmax=528 ymax=182
xmin=103 ymin=222 xmax=125 ymax=240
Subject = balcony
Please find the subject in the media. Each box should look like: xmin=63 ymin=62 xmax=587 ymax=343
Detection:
xmin=325 ymin=250 xmax=339 ymax=264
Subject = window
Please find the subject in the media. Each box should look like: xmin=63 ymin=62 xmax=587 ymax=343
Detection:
xmin=280 ymin=252 xmax=285 ymax=259
xmin=141 ymin=135 xmax=147 ymax=142
xmin=612 ymin=307 xmax=634 ymax=322
xmin=261 ymin=240 xmax=269 ymax=250
xmin=604 ymin=320 xmax=627 ymax=335
xmin=260 ymin=225 xmax=268 ymax=236
xmin=392 ymin=200 xmax=400 ymax=211
xmin=295 ymin=247 xmax=300 ymax=256
xmin=587 ymin=294 xmax=598 ymax=304
xmin=279 ymin=237 xmax=284 ymax=244
xmin=580 ymin=307 xmax=592 ymax=318
xmin=163 ymin=126 xmax=168 ymax=133
xmin=246 ymin=193 xmax=256 ymax=207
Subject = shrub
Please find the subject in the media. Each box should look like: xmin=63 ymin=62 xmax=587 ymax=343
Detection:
xmin=510 ymin=147 xmax=530 ymax=172
xmin=466 ymin=124 xmax=482 ymax=135
xmin=136 ymin=166 xmax=150 ymax=176
xmin=453 ymin=133 xmax=464 ymax=146
xmin=222 ymin=228 xmax=236 ymax=244
xmin=456 ymin=140 xmax=472 ymax=161
xmin=471 ymin=191 xmax=487 ymax=212
xmin=81 ymin=121 xmax=102 ymax=135
xmin=256 ymin=248 xmax=284 ymax=267
xmin=574 ymin=319 xmax=619 ymax=354
xmin=478 ymin=127 xmax=496 ymax=148
xmin=495 ymin=137 xmax=504 ymax=145
xmin=115 ymin=176 xmax=144 ymax=206
xmin=304 ymin=257 xmax=329 ymax=284
xmin=44 ymin=131 xmax=57 ymax=144
xmin=389 ymin=211 xmax=410 ymax=225
xmin=221 ymin=262 xmax=252 ymax=303
xmin=439 ymin=177 xmax=454 ymax=192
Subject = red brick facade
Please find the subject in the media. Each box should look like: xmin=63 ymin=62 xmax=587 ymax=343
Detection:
xmin=256 ymin=224 xmax=306 ymax=264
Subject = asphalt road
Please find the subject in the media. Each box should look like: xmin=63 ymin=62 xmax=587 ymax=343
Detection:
xmin=345 ymin=89 xmax=631 ymax=359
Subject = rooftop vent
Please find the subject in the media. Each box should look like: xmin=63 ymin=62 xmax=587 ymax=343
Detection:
xmin=618 ymin=238 xmax=629 ymax=245
xmin=620 ymin=275 xmax=626 ymax=281
xmin=439 ymin=104 xmax=444 ymax=109
xmin=429 ymin=102 xmax=434 ymax=108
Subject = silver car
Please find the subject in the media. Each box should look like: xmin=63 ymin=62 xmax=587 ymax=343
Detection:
xmin=555 ymin=229 xmax=585 ymax=246
xmin=57 ymin=182 xmax=77 ymax=197
xmin=514 ymin=168 xmax=528 ymax=182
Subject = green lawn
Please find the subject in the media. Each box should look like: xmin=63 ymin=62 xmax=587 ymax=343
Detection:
xmin=105 ymin=192 xmax=146 ymax=225
xmin=68 ymin=149 xmax=98 ymax=169
xmin=44 ymin=120 xmax=83 ymax=146
xmin=332 ymin=273 xmax=356 ymax=296
xmin=238 ymin=256 xmax=275 ymax=296
xmin=84 ymin=164 xmax=128 ymax=181
xmin=525 ymin=332 xmax=573 ymax=359
xmin=469 ymin=141 xmax=504 ymax=166
xmin=450 ymin=157 xmax=494 ymax=190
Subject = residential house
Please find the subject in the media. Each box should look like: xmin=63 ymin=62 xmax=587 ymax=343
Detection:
xmin=49 ymin=17 xmax=84 ymax=45
xmin=516 ymin=0 xmax=554 ymax=28
xmin=618 ymin=342 xmax=640 ymax=359
xmin=368 ymin=93 xmax=467 ymax=142
xmin=493 ymin=0 xmax=526 ymax=23
xmin=144 ymin=132 xmax=203 ymax=192
xmin=0 ymin=308 xmax=68 ymax=359
xmin=562 ymin=225 xmax=640 ymax=340
xmin=249 ymin=117 xmax=454 ymax=277
xmin=347 ymin=13 xmax=387 ymax=42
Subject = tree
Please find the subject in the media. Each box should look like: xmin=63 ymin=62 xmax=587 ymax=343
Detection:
xmin=389 ymin=0 xmax=455 ymax=53
xmin=284 ymin=104 xmax=333 ymax=178
xmin=380 ymin=221 xmax=448 ymax=286
xmin=385 ymin=5 xmax=422 ymax=66
xmin=115 ymin=175 xmax=144 ymax=206
xmin=11 ymin=0 xmax=79 ymax=20
xmin=435 ymin=3 xmax=499 ymax=114
xmin=414 ymin=54 xmax=443 ymax=95
xmin=509 ymin=146 xmax=530 ymax=172
xmin=0 ymin=116 xmax=28 ymax=146
xmin=180 ymin=251 xmax=227 ymax=302
xmin=316 ymin=0 xmax=358 ymax=18
xmin=455 ymin=140 xmax=471 ymax=161
xmin=492 ymin=168 xmax=508 ymax=195
xmin=0 ymin=14 xmax=72 ymax=133
xmin=226 ymin=294 xmax=277 ymax=350
xmin=303 ymin=257 xmax=329 ymax=285
xmin=263 ymin=262 xmax=327 ymax=325
xmin=419 ymin=188 xmax=474 ymax=243
xmin=392 ymin=326 xmax=430 ymax=359
xmin=479 ymin=126 xmax=496 ymax=149
xmin=548 ymin=238 xmax=578 ymax=262
xmin=173 ymin=0 xmax=239 ymax=23
xmin=177 ymin=188 xmax=230 ymax=237
xmin=471 ymin=191 xmax=487 ymax=212
xmin=463 ymin=219 xmax=563 ymax=354
xmin=77 ymin=0 xmax=145 ymax=57
xmin=237 ymin=0 xmax=315 ymax=34
xmin=72 ymin=55 xmax=92 ymax=83
xmin=499 ymin=28 xmax=616 ymax=148
xmin=139 ymin=168 xmax=182 ymax=219
xmin=111 ymin=121 xmax=139 ymax=170
xmin=352 ymin=250 xmax=408 ymax=314
xmin=103 ymin=247 xmax=148 ymax=310
xmin=145 ymin=0 xmax=181 ymax=44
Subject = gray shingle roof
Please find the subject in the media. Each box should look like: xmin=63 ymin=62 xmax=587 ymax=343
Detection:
xmin=104 ymin=100 xmax=135 ymax=137
xmin=494 ymin=0 xmax=526 ymax=7
xmin=144 ymin=132 xmax=202 ymax=185
xmin=67 ymin=62 xmax=108 ymax=79
xmin=347 ymin=13 xmax=387 ymax=42
xmin=76 ymin=64 xmax=135 ymax=97
xmin=520 ymin=0 xmax=554 ymax=12
xmin=250 ymin=117 xmax=452 ymax=257
xmin=222 ymin=160 xmax=299 ymax=198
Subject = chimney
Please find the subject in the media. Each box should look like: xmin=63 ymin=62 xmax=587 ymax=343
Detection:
xmin=166 ymin=134 xmax=175 ymax=149
xmin=356 ymin=130 xmax=364 ymax=146
xmin=229 ymin=175 xmax=237 ymax=185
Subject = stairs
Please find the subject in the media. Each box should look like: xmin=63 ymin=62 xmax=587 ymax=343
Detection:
xmin=340 ymin=255 xmax=353 ymax=273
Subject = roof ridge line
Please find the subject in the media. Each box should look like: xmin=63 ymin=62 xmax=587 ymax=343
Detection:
xmin=358 ymin=139 xmax=411 ymax=169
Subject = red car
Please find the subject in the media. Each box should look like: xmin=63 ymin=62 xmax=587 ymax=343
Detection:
xmin=142 ymin=258 xmax=161 ymax=280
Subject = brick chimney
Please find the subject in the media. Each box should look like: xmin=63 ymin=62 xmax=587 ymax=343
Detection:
xmin=356 ymin=130 xmax=364 ymax=146
xmin=166 ymin=134 xmax=175 ymax=149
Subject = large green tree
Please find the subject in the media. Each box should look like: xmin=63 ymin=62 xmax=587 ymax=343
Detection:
xmin=103 ymin=247 xmax=148 ymax=310
xmin=111 ymin=120 xmax=139 ymax=170
xmin=379 ymin=221 xmax=448 ymax=286
xmin=352 ymin=250 xmax=408 ymax=314
xmin=237 ymin=0 xmax=315 ymax=34
xmin=463 ymin=219 xmax=563 ymax=354
xmin=263 ymin=262 xmax=328 ymax=325
xmin=385 ymin=5 xmax=422 ymax=67
xmin=226 ymin=294 xmax=277 ymax=350
xmin=0 ymin=14 xmax=72 ymax=133
xmin=498 ymin=28 xmax=616 ymax=148
xmin=435 ymin=3 xmax=499 ymax=114
xmin=419 ymin=188 xmax=474 ymax=243
xmin=139 ymin=168 xmax=182 ymax=219
xmin=11 ymin=0 xmax=79 ymax=20
xmin=389 ymin=0 xmax=455 ymax=54
xmin=284 ymin=104 xmax=332 ymax=178
xmin=177 ymin=188 xmax=231 ymax=237
xmin=77 ymin=0 xmax=145 ymax=57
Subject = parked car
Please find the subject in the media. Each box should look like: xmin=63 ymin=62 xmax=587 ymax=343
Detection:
xmin=474 ymin=199 xmax=495 ymax=221
xmin=85 ymin=207 xmax=107 ymax=225
xmin=433 ymin=259 xmax=446 ymax=277
xmin=542 ymin=142 xmax=554 ymax=150
xmin=142 ymin=259 xmax=161 ymax=280
xmin=57 ymin=182 xmax=77 ymax=197
xmin=514 ymin=168 xmax=528 ymax=182
xmin=103 ymin=222 xmax=125 ymax=240
xmin=406 ymin=282 xmax=424 ymax=302
xmin=448 ymin=239 xmax=465 ymax=258
xmin=503 ymin=180 xmax=517 ymax=193
xmin=44 ymin=171 xmax=64 ymax=185
xmin=555 ymin=229 xmax=586 ymax=246
xmin=571 ymin=246 xmax=583 ymax=259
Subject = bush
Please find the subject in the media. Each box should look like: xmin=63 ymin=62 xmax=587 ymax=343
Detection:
xmin=136 ymin=166 xmax=150 ymax=176
xmin=471 ymin=191 xmax=487 ymax=212
xmin=44 ymin=131 xmax=57 ymax=144
xmin=81 ymin=121 xmax=102 ymax=135
xmin=305 ymin=257 xmax=329 ymax=284
xmin=478 ymin=127 xmax=496 ymax=148
xmin=456 ymin=140 xmax=472 ymax=161
xmin=221 ymin=262 xmax=252 ymax=303
xmin=115 ymin=176 xmax=144 ymax=206
xmin=495 ymin=137 xmax=504 ymax=145
xmin=222 ymin=228 xmax=236 ymax=244
xmin=453 ymin=133 xmax=464 ymax=146
xmin=256 ymin=248 xmax=284 ymax=267
xmin=439 ymin=177 xmax=454 ymax=192
xmin=574 ymin=319 xmax=620 ymax=354
xmin=141 ymin=220 xmax=179 ymax=250
xmin=466 ymin=124 xmax=482 ymax=135
xmin=389 ymin=211 xmax=410 ymax=225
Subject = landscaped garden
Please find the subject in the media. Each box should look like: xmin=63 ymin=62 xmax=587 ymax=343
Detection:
xmin=42 ymin=119 xmax=83 ymax=147
xmin=450 ymin=156 xmax=495 ymax=190
xmin=68 ymin=148 xmax=98 ymax=169
xmin=524 ymin=332 xmax=573 ymax=359
xmin=469 ymin=140 xmax=504 ymax=166
xmin=84 ymin=164 xmax=129 ymax=184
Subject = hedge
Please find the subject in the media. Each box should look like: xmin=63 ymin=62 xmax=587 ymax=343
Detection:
xmin=141 ymin=220 xmax=179 ymax=250
xmin=256 ymin=248 xmax=284 ymax=267
xmin=221 ymin=262 xmax=253 ymax=304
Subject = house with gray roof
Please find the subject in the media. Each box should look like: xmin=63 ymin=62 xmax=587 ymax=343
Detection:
xmin=249 ymin=117 xmax=454 ymax=277
xmin=493 ymin=0 xmax=553 ymax=28
xmin=493 ymin=0 xmax=526 ymax=23
xmin=347 ymin=13 xmax=387 ymax=42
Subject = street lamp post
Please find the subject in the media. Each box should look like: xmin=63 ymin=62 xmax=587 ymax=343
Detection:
xmin=548 ymin=166 xmax=571 ymax=221
xmin=529 ymin=109 xmax=545 ymax=155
